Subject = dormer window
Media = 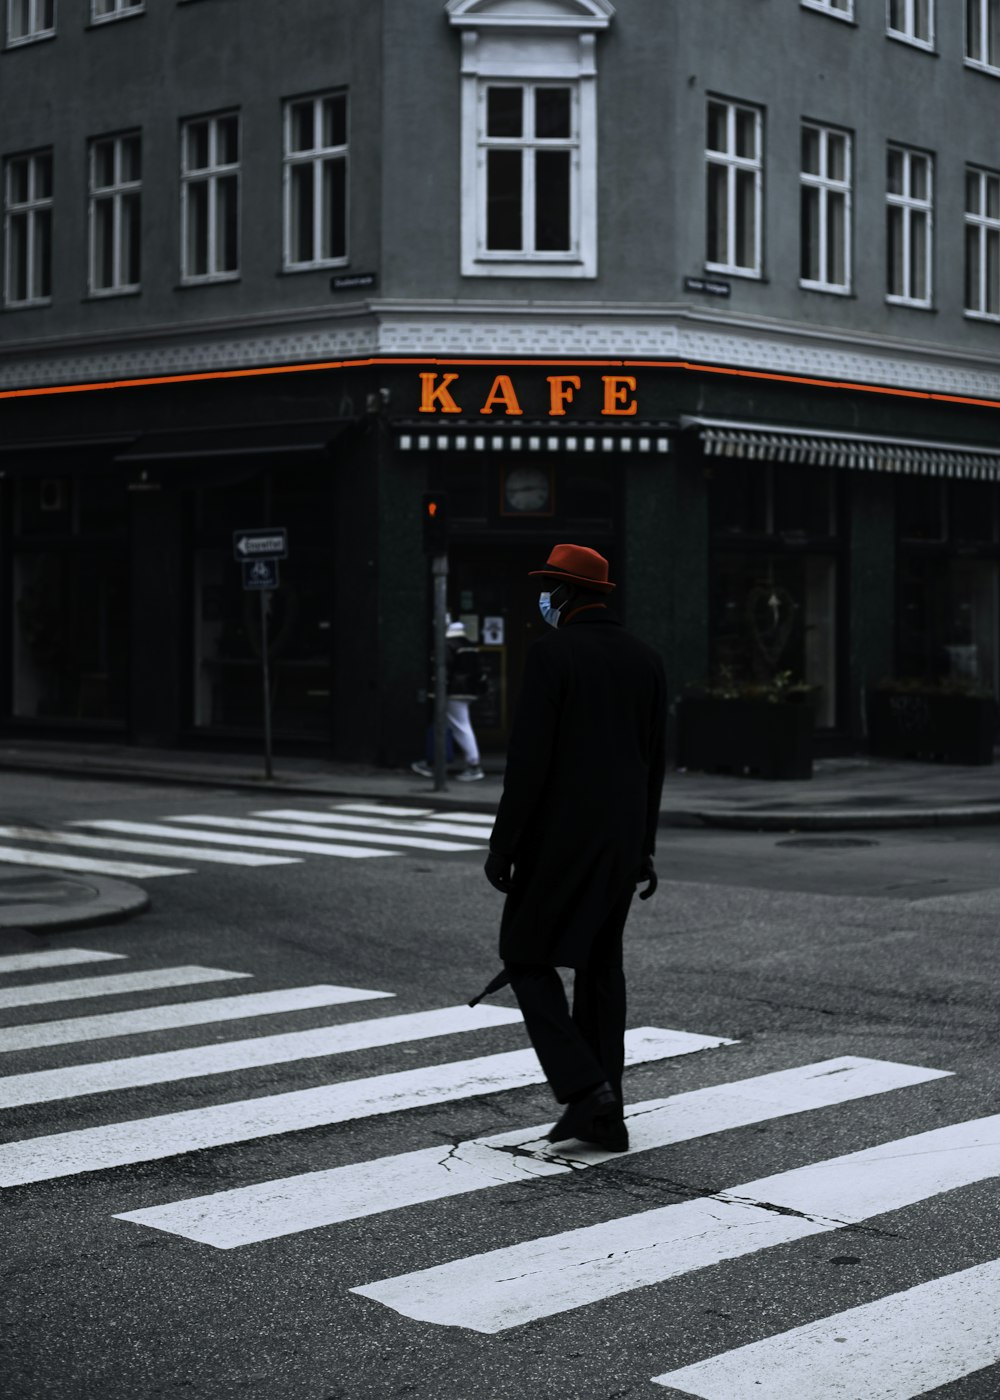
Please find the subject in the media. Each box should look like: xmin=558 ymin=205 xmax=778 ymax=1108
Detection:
xmin=446 ymin=0 xmax=614 ymax=278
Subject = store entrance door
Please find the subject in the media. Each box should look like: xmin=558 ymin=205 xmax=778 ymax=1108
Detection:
xmin=448 ymin=539 xmax=557 ymax=749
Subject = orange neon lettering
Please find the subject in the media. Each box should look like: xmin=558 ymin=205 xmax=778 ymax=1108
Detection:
xmin=419 ymin=372 xmax=462 ymax=414
xmin=601 ymin=375 xmax=638 ymax=416
xmin=479 ymin=374 xmax=524 ymax=416
xmin=547 ymin=375 xmax=581 ymax=416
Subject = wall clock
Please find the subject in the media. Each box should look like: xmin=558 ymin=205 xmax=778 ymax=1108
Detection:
xmin=501 ymin=464 xmax=554 ymax=516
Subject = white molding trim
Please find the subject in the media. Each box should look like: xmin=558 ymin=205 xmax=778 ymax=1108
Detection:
xmin=2 ymin=306 xmax=1000 ymax=401
xmin=446 ymin=0 xmax=614 ymax=32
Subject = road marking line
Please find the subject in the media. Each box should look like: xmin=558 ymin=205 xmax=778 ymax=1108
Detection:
xmin=333 ymin=804 xmax=438 ymax=818
xmin=651 ymin=1259 xmax=1000 ymax=1399
xmin=0 ymin=844 xmax=190 ymax=879
xmin=0 ymin=949 xmax=126 ymax=976
xmin=256 ymin=809 xmax=494 ymax=841
xmin=351 ymin=1112 xmax=1000 ymax=1333
xmin=0 ymin=966 xmax=250 ymax=1012
xmin=0 ymin=1004 xmax=523 ymax=1109
xmin=0 ymin=984 xmax=395 ymax=1053
xmin=0 ymin=827 xmax=300 ymax=868
xmin=69 ymin=820 xmax=397 ymax=860
xmin=0 ymin=1027 xmax=729 ymax=1187
xmin=161 ymin=815 xmax=486 ymax=854
xmin=114 ymin=1056 xmax=948 ymax=1250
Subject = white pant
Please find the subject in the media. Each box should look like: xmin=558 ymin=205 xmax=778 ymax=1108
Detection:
xmin=446 ymin=698 xmax=480 ymax=766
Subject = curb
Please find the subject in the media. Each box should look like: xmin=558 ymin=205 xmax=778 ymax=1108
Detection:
xmin=0 ymin=872 xmax=150 ymax=933
xmin=688 ymin=806 xmax=1000 ymax=831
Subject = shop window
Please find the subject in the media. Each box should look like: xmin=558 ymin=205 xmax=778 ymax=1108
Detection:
xmin=559 ymin=463 xmax=614 ymax=522
xmin=898 ymin=555 xmax=999 ymax=691
xmin=950 ymin=480 xmax=997 ymax=544
xmin=773 ymin=464 xmax=836 ymax=538
xmin=443 ymin=458 xmax=488 ymax=521
xmin=897 ymin=477 xmax=946 ymax=540
xmin=710 ymin=461 xmax=836 ymax=539
xmin=11 ymin=477 xmax=128 ymax=724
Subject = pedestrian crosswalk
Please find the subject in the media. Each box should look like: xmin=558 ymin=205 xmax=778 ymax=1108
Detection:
xmin=0 ymin=801 xmax=494 ymax=881
xmin=2 ymin=944 xmax=997 ymax=1397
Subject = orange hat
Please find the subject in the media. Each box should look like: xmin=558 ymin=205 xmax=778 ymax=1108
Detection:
xmin=528 ymin=543 xmax=616 ymax=593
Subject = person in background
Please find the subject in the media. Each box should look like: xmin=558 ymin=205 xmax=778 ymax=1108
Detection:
xmin=411 ymin=619 xmax=486 ymax=782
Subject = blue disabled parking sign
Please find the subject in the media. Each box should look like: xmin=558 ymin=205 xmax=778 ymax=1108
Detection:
xmin=242 ymin=558 xmax=279 ymax=590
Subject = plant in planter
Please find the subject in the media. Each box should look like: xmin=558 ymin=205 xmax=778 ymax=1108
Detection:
xmin=677 ymin=668 xmax=818 ymax=780
xmin=866 ymin=677 xmax=998 ymax=766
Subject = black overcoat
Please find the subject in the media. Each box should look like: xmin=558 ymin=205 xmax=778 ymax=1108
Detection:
xmin=489 ymin=607 xmax=667 ymax=969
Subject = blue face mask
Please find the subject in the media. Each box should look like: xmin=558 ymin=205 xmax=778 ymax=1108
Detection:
xmin=539 ymin=591 xmax=562 ymax=629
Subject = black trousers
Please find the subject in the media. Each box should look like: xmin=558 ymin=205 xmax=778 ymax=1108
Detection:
xmin=505 ymin=905 xmax=628 ymax=1106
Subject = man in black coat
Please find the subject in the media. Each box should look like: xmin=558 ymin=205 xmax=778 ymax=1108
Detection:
xmin=476 ymin=543 xmax=667 ymax=1153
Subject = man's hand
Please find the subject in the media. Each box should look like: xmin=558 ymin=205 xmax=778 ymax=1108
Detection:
xmin=484 ymin=851 xmax=512 ymax=893
xmin=637 ymin=857 xmax=658 ymax=900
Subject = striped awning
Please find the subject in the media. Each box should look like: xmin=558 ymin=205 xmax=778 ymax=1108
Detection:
xmin=684 ymin=416 xmax=1000 ymax=480
xmin=396 ymin=423 xmax=671 ymax=455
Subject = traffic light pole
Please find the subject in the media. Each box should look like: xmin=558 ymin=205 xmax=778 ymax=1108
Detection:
xmin=431 ymin=553 xmax=449 ymax=792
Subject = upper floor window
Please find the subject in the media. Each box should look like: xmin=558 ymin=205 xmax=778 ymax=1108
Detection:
xmin=283 ymin=93 xmax=347 ymax=270
xmin=965 ymin=166 xmax=1000 ymax=320
xmin=966 ymin=0 xmax=1000 ymax=71
xmin=89 ymin=132 xmax=141 ymax=296
xmin=801 ymin=0 xmax=853 ymax=19
xmin=3 ymin=148 xmax=52 ymax=306
xmin=7 ymin=0 xmax=54 ymax=45
xmin=886 ymin=145 xmax=933 ymax=307
xmin=447 ymin=0 xmax=610 ymax=280
xmin=887 ymin=0 xmax=934 ymax=46
xmin=800 ymin=123 xmax=851 ymax=293
xmin=706 ymin=98 xmax=763 ymax=278
xmin=91 ymin=0 xmax=142 ymax=22
xmin=180 ymin=112 xmax=239 ymax=283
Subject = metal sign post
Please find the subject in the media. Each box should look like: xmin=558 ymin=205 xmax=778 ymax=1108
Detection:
xmin=432 ymin=553 xmax=448 ymax=793
xmin=236 ymin=532 xmax=286 ymax=782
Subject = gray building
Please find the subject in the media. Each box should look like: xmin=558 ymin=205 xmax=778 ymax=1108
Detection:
xmin=1 ymin=0 xmax=999 ymax=764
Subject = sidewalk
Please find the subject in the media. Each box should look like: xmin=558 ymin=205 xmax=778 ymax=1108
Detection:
xmin=3 ymin=736 xmax=1000 ymax=831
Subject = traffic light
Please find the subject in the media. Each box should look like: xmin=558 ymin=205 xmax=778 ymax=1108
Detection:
xmin=422 ymin=492 xmax=449 ymax=555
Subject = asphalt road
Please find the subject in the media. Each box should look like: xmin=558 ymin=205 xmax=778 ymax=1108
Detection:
xmin=0 ymin=771 xmax=998 ymax=1400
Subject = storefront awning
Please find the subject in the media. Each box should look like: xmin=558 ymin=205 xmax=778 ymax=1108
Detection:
xmin=115 ymin=421 xmax=351 ymax=465
xmin=683 ymin=416 xmax=1000 ymax=481
xmin=395 ymin=422 xmax=672 ymax=455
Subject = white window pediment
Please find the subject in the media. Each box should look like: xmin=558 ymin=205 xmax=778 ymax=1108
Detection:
xmin=446 ymin=0 xmax=614 ymax=31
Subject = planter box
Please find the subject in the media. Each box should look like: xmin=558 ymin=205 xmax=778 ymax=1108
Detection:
xmin=677 ymin=696 xmax=814 ymax=780
xmin=866 ymin=692 xmax=997 ymax=766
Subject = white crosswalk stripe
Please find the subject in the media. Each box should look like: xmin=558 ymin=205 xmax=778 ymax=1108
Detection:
xmin=67 ymin=819 xmax=400 ymax=860
xmin=0 ymin=983 xmax=394 ymax=1053
xmin=0 ymin=948 xmax=126 ymax=976
xmin=113 ymin=1056 xmax=949 ymax=1249
xmin=255 ymin=808 xmax=495 ymax=841
xmin=0 ymin=825 xmax=301 ymax=867
xmin=651 ymin=1260 xmax=1000 ymax=1399
xmin=0 ymin=964 xmax=249 ymax=1010
xmin=159 ymin=815 xmax=488 ymax=852
xmin=0 ymin=842 xmax=190 ymax=878
xmin=0 ymin=1026 xmax=724 ymax=1187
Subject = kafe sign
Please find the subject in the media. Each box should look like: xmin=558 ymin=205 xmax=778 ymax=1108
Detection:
xmin=417 ymin=371 xmax=639 ymax=419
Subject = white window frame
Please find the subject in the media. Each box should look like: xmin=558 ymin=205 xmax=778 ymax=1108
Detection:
xmin=180 ymin=111 xmax=240 ymax=284
xmin=801 ymin=0 xmax=854 ymax=21
xmin=965 ymin=166 xmax=1000 ymax=321
xmin=447 ymin=0 xmax=613 ymax=280
xmin=887 ymin=0 xmax=935 ymax=48
xmin=282 ymin=92 xmax=349 ymax=272
xmin=88 ymin=131 xmax=141 ymax=297
xmin=90 ymin=0 xmax=142 ymax=23
xmin=800 ymin=123 xmax=852 ymax=294
xmin=6 ymin=0 xmax=55 ymax=46
xmin=3 ymin=148 xmax=52 ymax=307
xmin=966 ymin=0 xmax=1000 ymax=73
xmin=705 ymin=98 xmax=763 ymax=279
xmin=886 ymin=144 xmax=933 ymax=308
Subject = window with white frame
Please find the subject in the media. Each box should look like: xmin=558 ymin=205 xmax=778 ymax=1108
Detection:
xmin=888 ymin=0 xmax=934 ymax=46
xmin=7 ymin=0 xmax=54 ymax=45
xmin=89 ymin=132 xmax=141 ymax=295
xmin=91 ymin=0 xmax=142 ymax=22
xmin=966 ymin=0 xmax=1000 ymax=70
xmin=180 ymin=112 xmax=239 ymax=282
xmin=4 ymin=149 xmax=52 ymax=306
xmin=886 ymin=145 xmax=933 ymax=306
xmin=965 ymin=166 xmax=1000 ymax=319
xmin=478 ymin=83 xmax=578 ymax=260
xmin=706 ymin=98 xmax=763 ymax=277
xmin=800 ymin=124 xmax=851 ymax=292
xmin=801 ymin=0 xmax=854 ymax=19
xmin=447 ymin=0 xmax=609 ymax=280
xmin=283 ymin=93 xmax=347 ymax=270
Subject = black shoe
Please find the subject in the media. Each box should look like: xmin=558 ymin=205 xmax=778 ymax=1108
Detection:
xmin=548 ymin=1083 xmax=629 ymax=1152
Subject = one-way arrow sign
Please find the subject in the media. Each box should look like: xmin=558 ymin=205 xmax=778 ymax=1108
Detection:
xmin=233 ymin=528 xmax=288 ymax=561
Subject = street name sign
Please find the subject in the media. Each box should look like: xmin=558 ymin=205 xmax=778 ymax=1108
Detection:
xmin=233 ymin=528 xmax=288 ymax=561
